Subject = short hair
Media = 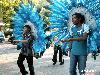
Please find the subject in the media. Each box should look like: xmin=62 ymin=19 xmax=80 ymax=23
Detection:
xmin=24 ymin=25 xmax=31 ymax=32
xmin=72 ymin=13 xmax=85 ymax=23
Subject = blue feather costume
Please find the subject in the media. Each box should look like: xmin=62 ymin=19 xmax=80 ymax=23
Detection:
xmin=12 ymin=2 xmax=49 ymax=58
xmin=45 ymin=0 xmax=100 ymax=56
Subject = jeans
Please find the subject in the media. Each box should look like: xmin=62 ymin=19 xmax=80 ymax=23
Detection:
xmin=17 ymin=53 xmax=35 ymax=75
xmin=70 ymin=53 xmax=87 ymax=75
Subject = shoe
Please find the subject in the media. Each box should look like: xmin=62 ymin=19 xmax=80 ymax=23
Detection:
xmin=34 ymin=53 xmax=39 ymax=59
xmin=53 ymin=62 xmax=56 ymax=65
xmin=30 ymin=72 xmax=35 ymax=75
xmin=52 ymin=59 xmax=54 ymax=62
xmin=25 ymin=71 xmax=28 ymax=74
xmin=40 ymin=51 xmax=44 ymax=56
xmin=60 ymin=59 xmax=64 ymax=65
xmin=22 ymin=71 xmax=28 ymax=75
xmin=52 ymin=59 xmax=57 ymax=65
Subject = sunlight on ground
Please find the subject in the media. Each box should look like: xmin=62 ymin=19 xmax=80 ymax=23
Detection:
xmin=0 ymin=53 xmax=19 ymax=64
xmin=0 ymin=44 xmax=16 ymax=49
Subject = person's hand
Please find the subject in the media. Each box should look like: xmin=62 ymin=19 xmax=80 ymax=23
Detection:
xmin=61 ymin=38 xmax=73 ymax=42
xmin=53 ymin=37 xmax=58 ymax=41
xmin=50 ymin=44 xmax=53 ymax=47
xmin=14 ymin=40 xmax=21 ymax=43
xmin=68 ymin=38 xmax=73 ymax=42
xmin=61 ymin=40 xmax=66 ymax=42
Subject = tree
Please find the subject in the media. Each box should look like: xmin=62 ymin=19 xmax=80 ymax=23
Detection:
xmin=1 ymin=0 xmax=21 ymax=30
xmin=1 ymin=0 xmax=50 ymax=32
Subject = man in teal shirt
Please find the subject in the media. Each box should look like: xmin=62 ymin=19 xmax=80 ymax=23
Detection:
xmin=62 ymin=13 xmax=89 ymax=75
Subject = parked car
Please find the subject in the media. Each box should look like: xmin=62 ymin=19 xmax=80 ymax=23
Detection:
xmin=0 ymin=31 xmax=5 ymax=43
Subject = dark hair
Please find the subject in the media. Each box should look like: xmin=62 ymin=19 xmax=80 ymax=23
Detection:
xmin=24 ymin=25 xmax=31 ymax=32
xmin=72 ymin=13 xmax=85 ymax=23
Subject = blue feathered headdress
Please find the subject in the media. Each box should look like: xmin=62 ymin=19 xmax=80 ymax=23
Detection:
xmin=12 ymin=2 xmax=49 ymax=57
xmin=45 ymin=0 xmax=100 ymax=54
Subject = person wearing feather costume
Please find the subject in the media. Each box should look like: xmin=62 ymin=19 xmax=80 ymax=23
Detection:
xmin=62 ymin=13 xmax=89 ymax=75
xmin=52 ymin=36 xmax=64 ymax=65
xmin=14 ymin=25 xmax=35 ymax=75
xmin=45 ymin=1 xmax=99 ymax=75
xmin=12 ymin=1 xmax=52 ymax=74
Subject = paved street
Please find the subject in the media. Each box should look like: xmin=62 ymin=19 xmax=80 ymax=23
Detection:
xmin=0 ymin=41 xmax=100 ymax=75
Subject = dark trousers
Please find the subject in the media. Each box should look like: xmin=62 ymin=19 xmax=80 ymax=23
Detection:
xmin=17 ymin=53 xmax=35 ymax=75
xmin=53 ymin=45 xmax=63 ymax=62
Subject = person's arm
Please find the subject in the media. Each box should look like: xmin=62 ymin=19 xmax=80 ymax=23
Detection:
xmin=69 ymin=32 xmax=88 ymax=41
xmin=69 ymin=24 xmax=89 ymax=41
xmin=14 ymin=40 xmax=28 ymax=43
xmin=62 ymin=32 xmax=88 ymax=42
xmin=14 ymin=34 xmax=35 ymax=43
xmin=62 ymin=24 xmax=89 ymax=42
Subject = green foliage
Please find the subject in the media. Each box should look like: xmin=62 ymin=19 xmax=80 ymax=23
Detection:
xmin=0 ymin=0 xmax=21 ymax=30
xmin=1 ymin=0 xmax=51 ymax=31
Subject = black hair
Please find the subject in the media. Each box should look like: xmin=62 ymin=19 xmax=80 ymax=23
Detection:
xmin=72 ymin=13 xmax=85 ymax=23
xmin=24 ymin=25 xmax=31 ymax=32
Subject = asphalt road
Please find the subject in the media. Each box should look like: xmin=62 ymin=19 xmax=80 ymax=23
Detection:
xmin=0 ymin=42 xmax=100 ymax=75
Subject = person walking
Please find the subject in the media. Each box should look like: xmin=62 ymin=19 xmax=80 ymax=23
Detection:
xmin=62 ymin=13 xmax=89 ymax=75
xmin=14 ymin=25 xmax=35 ymax=75
xmin=52 ymin=36 xmax=64 ymax=65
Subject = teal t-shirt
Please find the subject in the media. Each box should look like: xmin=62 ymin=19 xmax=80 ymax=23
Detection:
xmin=70 ymin=24 xmax=89 ymax=55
